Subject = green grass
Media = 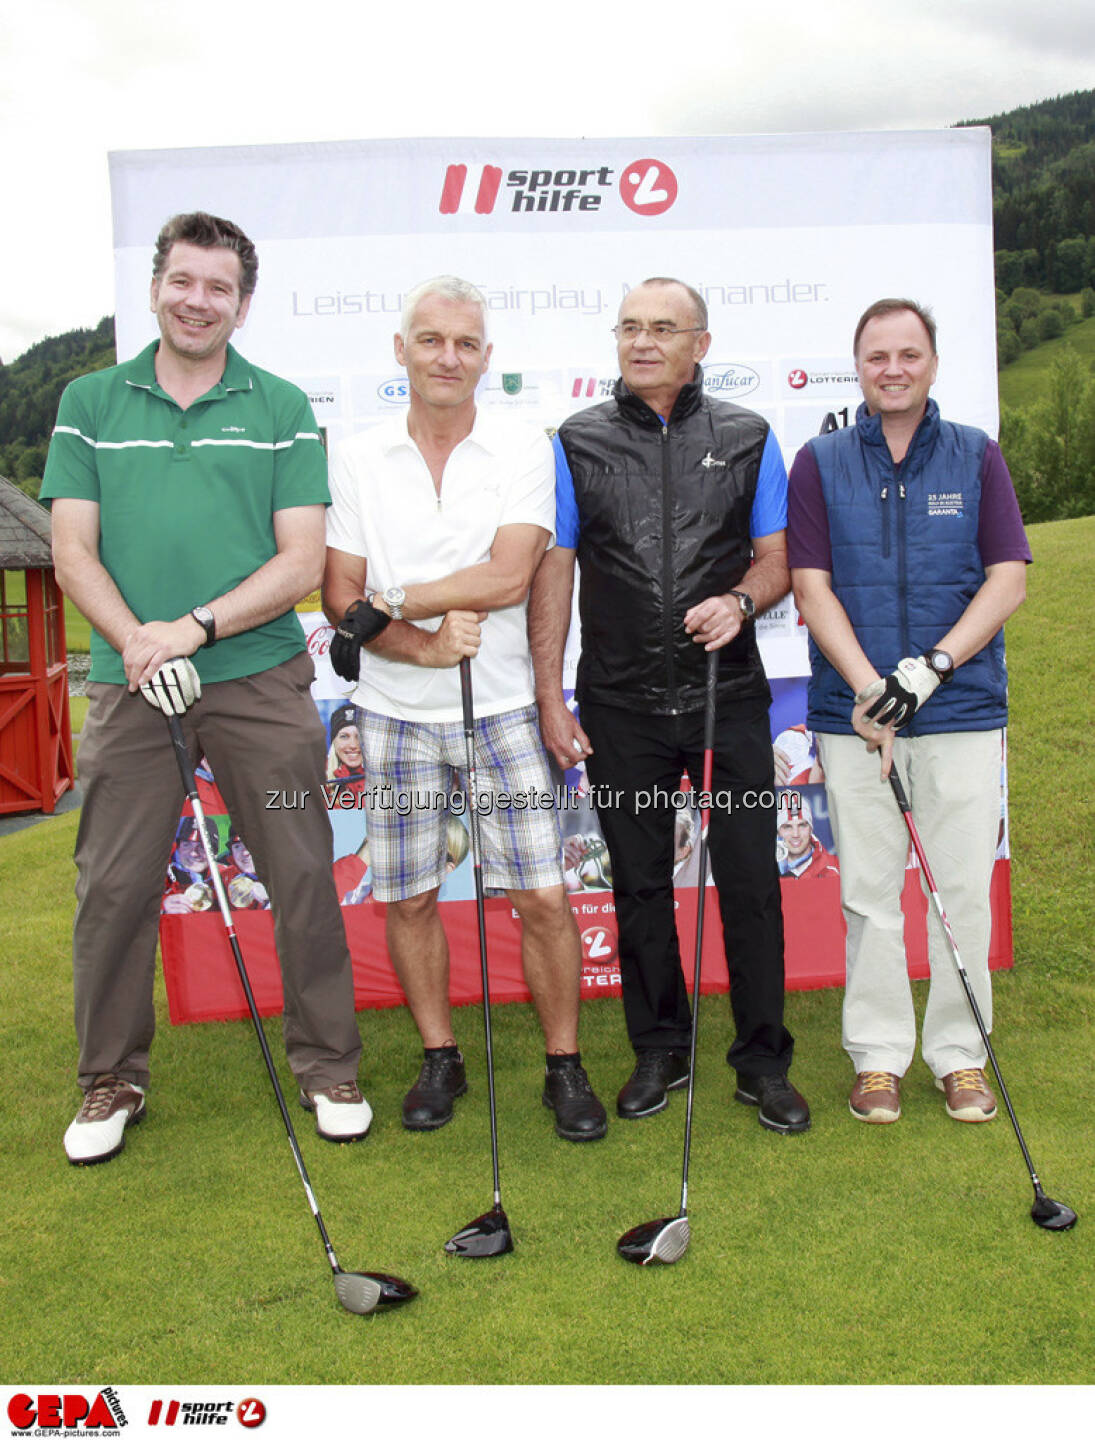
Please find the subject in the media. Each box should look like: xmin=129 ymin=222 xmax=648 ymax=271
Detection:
xmin=63 ymin=597 xmax=90 ymax=653
xmin=998 ymin=311 xmax=1095 ymax=408
xmin=3 ymin=519 xmax=1092 ymax=1390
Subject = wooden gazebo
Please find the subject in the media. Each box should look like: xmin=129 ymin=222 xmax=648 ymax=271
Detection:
xmin=0 ymin=475 xmax=74 ymax=814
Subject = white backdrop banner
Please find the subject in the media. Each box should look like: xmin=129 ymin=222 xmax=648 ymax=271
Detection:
xmin=109 ymin=132 xmax=1011 ymax=1021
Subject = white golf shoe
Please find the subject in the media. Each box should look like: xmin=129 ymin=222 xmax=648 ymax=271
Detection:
xmin=299 ymin=1080 xmax=373 ymax=1142
xmin=64 ymin=1074 xmax=146 ymax=1165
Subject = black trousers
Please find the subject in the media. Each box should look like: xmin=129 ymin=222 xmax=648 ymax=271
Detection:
xmin=581 ymin=696 xmax=793 ymax=1076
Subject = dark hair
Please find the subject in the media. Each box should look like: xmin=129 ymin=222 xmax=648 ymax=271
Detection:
xmin=636 ymin=277 xmax=709 ymax=330
xmin=328 ymin=702 xmax=358 ymax=742
xmin=853 ymin=298 xmax=937 ymax=358
xmin=152 ymin=212 xmax=259 ymax=298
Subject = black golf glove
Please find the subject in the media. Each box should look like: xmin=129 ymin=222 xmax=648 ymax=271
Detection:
xmin=329 ymin=600 xmax=392 ymax=682
xmin=856 ymin=656 xmax=940 ymax=730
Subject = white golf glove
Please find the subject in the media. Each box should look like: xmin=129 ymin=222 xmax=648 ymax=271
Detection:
xmin=141 ymin=657 xmax=202 ymax=716
xmin=855 ymin=656 xmax=939 ymax=730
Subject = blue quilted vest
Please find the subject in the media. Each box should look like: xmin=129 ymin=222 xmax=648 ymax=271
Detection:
xmin=806 ymin=400 xmax=1008 ymax=736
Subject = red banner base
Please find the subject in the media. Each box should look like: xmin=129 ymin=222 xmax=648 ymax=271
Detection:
xmin=160 ymin=861 xmax=1014 ymax=1026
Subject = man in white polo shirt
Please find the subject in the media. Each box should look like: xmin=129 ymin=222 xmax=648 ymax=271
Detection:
xmin=322 ymin=275 xmax=606 ymax=1142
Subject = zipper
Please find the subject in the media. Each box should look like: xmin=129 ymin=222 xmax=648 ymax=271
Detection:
xmin=659 ymin=424 xmax=679 ymax=712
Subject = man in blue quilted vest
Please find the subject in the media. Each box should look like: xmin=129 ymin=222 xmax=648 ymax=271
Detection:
xmin=788 ymin=298 xmax=1031 ymax=1126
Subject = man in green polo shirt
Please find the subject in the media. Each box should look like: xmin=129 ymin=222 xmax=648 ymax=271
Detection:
xmin=42 ymin=211 xmax=371 ymax=1165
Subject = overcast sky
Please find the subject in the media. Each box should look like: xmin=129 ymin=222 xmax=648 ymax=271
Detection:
xmin=2 ymin=0 xmax=1093 ymax=362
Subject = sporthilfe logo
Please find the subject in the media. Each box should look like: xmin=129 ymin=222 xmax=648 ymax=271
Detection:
xmin=438 ymin=158 xmax=678 ymax=217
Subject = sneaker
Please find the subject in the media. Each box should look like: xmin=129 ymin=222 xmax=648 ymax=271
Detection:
xmin=402 ymin=1049 xmax=467 ymax=1131
xmin=936 ymin=1068 xmax=997 ymax=1122
xmin=63 ymin=1074 xmax=146 ymax=1165
xmin=542 ymin=1061 xmax=608 ymax=1141
xmin=299 ymin=1080 xmax=373 ymax=1142
xmin=616 ymin=1049 xmax=690 ymax=1119
xmin=735 ymin=1072 xmax=811 ymax=1133
xmin=849 ymin=1071 xmax=902 ymax=1124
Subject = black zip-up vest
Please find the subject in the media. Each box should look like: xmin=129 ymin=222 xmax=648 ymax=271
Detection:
xmin=558 ymin=369 xmax=772 ymax=714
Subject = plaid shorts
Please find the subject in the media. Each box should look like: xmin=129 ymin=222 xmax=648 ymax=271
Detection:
xmin=359 ymin=705 xmax=564 ymax=902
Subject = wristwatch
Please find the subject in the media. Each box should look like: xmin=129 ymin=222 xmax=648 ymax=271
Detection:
xmin=926 ymin=648 xmax=955 ymax=683
xmin=729 ymin=590 xmax=756 ymax=621
xmin=190 ymin=605 xmax=216 ymax=647
xmin=382 ymin=586 xmax=406 ymax=620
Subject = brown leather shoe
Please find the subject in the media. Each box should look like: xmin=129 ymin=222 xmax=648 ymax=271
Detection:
xmin=849 ymin=1071 xmax=901 ymax=1123
xmin=936 ymin=1068 xmax=997 ymax=1122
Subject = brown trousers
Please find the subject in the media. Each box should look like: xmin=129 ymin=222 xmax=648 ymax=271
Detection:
xmin=72 ymin=653 xmax=361 ymax=1091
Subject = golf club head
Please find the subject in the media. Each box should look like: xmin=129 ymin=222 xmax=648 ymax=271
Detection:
xmin=1031 ymin=1195 xmax=1078 ymax=1231
xmin=617 ymin=1215 xmax=691 ymax=1266
xmin=444 ymin=1204 xmax=514 ymax=1258
xmin=333 ymin=1269 xmax=418 ymax=1314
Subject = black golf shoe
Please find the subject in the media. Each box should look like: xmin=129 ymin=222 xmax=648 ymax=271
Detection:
xmin=734 ymin=1072 xmax=811 ymax=1133
xmin=616 ymin=1049 xmax=690 ymax=1119
xmin=542 ymin=1060 xmax=608 ymax=1141
xmin=402 ymin=1049 xmax=467 ymax=1131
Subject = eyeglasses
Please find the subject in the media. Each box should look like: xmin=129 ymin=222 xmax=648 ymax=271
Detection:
xmin=612 ymin=322 xmax=705 ymax=342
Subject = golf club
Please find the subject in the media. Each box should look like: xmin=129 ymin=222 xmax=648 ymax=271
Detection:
xmin=164 ymin=712 xmax=420 ymax=1310
xmin=889 ymin=769 xmax=1076 ymax=1232
xmin=618 ymin=646 xmax=719 ymax=1266
xmin=444 ymin=658 xmax=514 ymax=1258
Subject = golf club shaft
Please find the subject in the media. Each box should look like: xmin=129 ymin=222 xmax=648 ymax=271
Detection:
xmin=678 ymin=648 xmax=719 ymax=1215
xmin=459 ymin=658 xmax=503 ymax=1206
xmin=888 ymin=769 xmax=1048 ymax=1197
xmin=165 ymin=713 xmax=344 ymax=1275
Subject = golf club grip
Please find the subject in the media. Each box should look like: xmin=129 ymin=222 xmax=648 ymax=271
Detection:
xmin=459 ymin=655 xmax=474 ymax=731
xmin=889 ymin=769 xmax=912 ymax=814
xmin=167 ymin=712 xmax=197 ymax=798
xmin=703 ymin=647 xmax=718 ymax=768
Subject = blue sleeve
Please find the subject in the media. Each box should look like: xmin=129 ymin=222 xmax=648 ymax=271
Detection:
xmin=750 ymin=428 xmax=788 ymax=539
xmin=552 ymin=432 xmax=580 ymax=548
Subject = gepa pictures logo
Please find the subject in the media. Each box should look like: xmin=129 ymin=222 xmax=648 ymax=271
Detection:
xmin=8 ymin=1389 xmax=125 ymax=1431
xmin=438 ymin=158 xmax=677 ymax=217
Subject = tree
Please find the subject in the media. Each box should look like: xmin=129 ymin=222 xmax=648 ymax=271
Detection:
xmin=1053 ymin=237 xmax=1088 ymax=292
xmin=1002 ymin=348 xmax=1095 ymax=522
xmin=1081 ymin=287 xmax=1095 ymax=318
xmin=997 ymin=327 xmax=1022 ymax=368
xmin=1038 ymin=308 xmax=1064 ymax=341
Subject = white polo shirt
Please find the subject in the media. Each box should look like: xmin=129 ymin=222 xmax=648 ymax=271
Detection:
xmin=326 ymin=409 xmax=555 ymax=722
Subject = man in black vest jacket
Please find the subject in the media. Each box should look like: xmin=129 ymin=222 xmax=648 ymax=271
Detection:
xmin=530 ymin=277 xmax=810 ymax=1133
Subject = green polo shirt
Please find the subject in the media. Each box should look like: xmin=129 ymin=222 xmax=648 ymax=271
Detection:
xmin=41 ymin=342 xmax=329 ymax=684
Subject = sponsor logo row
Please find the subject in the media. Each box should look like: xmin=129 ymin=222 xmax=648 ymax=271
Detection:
xmin=360 ymin=362 xmax=858 ymax=408
xmin=5 ymin=1391 xmax=266 ymax=1433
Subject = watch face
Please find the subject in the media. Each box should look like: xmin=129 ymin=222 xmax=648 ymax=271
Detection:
xmin=930 ymin=649 xmax=953 ymax=678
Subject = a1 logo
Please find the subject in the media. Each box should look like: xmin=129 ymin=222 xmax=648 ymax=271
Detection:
xmin=620 ymin=159 xmax=678 ymax=216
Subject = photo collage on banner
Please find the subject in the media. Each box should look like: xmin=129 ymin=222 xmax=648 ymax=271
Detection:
xmin=107 ymin=133 xmax=1012 ymax=1018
